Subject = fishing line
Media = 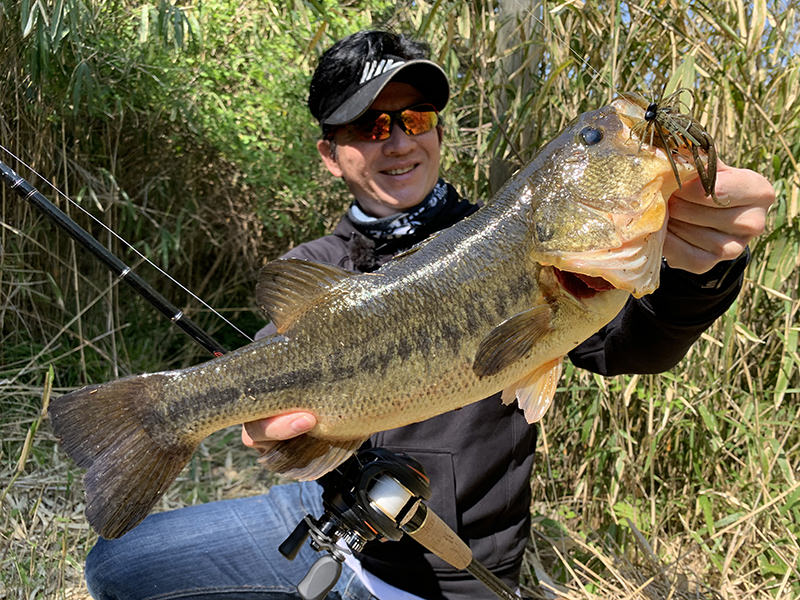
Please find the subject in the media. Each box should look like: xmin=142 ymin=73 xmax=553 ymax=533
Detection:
xmin=488 ymin=3 xmax=623 ymax=166
xmin=525 ymin=4 xmax=622 ymax=98
xmin=0 ymin=142 xmax=254 ymax=345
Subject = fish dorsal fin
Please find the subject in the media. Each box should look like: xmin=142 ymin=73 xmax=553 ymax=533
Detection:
xmin=257 ymin=435 xmax=367 ymax=480
xmin=501 ymin=358 xmax=563 ymax=423
xmin=392 ymin=232 xmax=440 ymax=260
xmin=256 ymin=258 xmax=353 ymax=333
xmin=473 ymin=305 xmax=553 ymax=378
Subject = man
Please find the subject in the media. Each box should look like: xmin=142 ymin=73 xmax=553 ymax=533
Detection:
xmin=85 ymin=30 xmax=774 ymax=600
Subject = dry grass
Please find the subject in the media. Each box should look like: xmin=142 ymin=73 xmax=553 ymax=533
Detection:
xmin=3 ymin=399 xmax=795 ymax=600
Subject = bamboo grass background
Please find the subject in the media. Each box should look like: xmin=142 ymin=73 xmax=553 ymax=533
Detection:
xmin=1 ymin=1 xmax=798 ymax=598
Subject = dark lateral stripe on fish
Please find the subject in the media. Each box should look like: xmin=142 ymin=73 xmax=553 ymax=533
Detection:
xmin=243 ymin=364 xmax=344 ymax=394
xmin=46 ymin=98 xmax=701 ymax=540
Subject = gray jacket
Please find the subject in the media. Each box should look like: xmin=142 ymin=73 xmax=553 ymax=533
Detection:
xmin=257 ymin=199 xmax=748 ymax=599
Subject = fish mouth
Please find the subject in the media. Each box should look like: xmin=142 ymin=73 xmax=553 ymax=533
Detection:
xmin=544 ymin=98 xmax=700 ymax=298
xmin=553 ymin=268 xmax=616 ymax=300
xmin=612 ymin=97 xmax=701 ymax=186
xmin=548 ymin=224 xmax=667 ymax=298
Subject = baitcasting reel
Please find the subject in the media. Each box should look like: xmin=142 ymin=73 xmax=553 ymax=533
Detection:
xmin=279 ymin=447 xmax=522 ymax=600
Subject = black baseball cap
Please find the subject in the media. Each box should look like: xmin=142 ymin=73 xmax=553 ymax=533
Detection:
xmin=308 ymin=32 xmax=450 ymax=127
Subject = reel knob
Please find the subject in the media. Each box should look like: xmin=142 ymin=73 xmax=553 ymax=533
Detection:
xmin=279 ymin=518 xmax=311 ymax=560
xmin=296 ymin=554 xmax=342 ymax=600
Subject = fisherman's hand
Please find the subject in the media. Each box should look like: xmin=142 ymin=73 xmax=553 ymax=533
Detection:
xmin=241 ymin=412 xmax=317 ymax=449
xmin=663 ymin=160 xmax=775 ymax=274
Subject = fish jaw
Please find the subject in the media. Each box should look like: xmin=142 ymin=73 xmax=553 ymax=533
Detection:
xmin=546 ymin=182 xmax=669 ymax=297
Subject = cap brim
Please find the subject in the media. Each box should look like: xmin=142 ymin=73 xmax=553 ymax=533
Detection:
xmin=322 ymin=59 xmax=450 ymax=126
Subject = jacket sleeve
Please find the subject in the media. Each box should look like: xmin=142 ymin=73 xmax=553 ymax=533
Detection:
xmin=567 ymin=249 xmax=750 ymax=376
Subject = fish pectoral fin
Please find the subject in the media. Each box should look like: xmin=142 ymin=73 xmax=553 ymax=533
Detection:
xmin=472 ymin=305 xmax=554 ymax=378
xmin=503 ymin=358 xmax=563 ymax=423
xmin=257 ymin=434 xmax=367 ymax=481
xmin=256 ymin=258 xmax=354 ymax=333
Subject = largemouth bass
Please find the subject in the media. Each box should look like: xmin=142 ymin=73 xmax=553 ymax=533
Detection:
xmin=49 ymin=96 xmax=709 ymax=539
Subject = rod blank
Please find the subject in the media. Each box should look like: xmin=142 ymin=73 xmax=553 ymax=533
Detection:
xmin=0 ymin=159 xmax=227 ymax=357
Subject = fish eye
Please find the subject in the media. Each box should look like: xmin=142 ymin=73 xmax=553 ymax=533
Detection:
xmin=579 ymin=126 xmax=603 ymax=145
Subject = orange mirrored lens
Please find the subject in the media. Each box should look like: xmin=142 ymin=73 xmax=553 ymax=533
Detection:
xmin=400 ymin=108 xmax=439 ymax=136
xmin=347 ymin=105 xmax=438 ymax=141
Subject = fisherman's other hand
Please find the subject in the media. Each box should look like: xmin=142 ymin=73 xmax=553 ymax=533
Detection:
xmin=664 ymin=160 xmax=775 ymax=274
xmin=241 ymin=412 xmax=317 ymax=450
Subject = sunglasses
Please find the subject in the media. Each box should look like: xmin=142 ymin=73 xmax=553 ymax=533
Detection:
xmin=339 ymin=104 xmax=440 ymax=142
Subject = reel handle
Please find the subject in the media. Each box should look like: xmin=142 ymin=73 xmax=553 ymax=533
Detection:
xmin=404 ymin=504 xmax=472 ymax=570
xmin=279 ymin=518 xmax=311 ymax=560
xmin=296 ymin=555 xmax=342 ymax=600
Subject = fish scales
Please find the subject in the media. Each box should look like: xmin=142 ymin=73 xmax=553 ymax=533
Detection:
xmin=156 ymin=201 xmax=548 ymax=439
xmin=48 ymin=98 xmax=711 ymax=538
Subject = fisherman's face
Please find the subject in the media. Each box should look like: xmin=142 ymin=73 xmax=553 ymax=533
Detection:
xmin=317 ymin=82 xmax=442 ymax=218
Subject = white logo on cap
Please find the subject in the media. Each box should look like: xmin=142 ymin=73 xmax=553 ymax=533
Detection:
xmin=360 ymin=58 xmax=405 ymax=84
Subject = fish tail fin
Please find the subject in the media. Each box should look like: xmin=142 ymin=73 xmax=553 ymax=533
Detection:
xmin=49 ymin=375 xmax=197 ymax=539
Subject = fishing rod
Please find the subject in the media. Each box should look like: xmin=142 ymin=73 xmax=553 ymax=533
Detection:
xmin=0 ymin=157 xmax=230 ymax=357
xmin=282 ymin=448 xmax=524 ymax=600
xmin=1 ymin=155 xmax=522 ymax=600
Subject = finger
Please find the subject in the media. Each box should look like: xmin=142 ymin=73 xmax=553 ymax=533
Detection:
xmin=241 ymin=425 xmax=268 ymax=450
xmin=662 ymin=230 xmax=720 ymax=273
xmin=671 ymin=175 xmax=716 ymax=206
xmin=664 ymin=222 xmax=748 ymax=273
xmin=672 ymin=164 xmax=775 ymax=209
xmin=668 ymin=196 xmax=767 ymax=239
xmin=668 ymin=219 xmax=749 ymax=259
xmin=242 ymin=412 xmax=316 ymax=444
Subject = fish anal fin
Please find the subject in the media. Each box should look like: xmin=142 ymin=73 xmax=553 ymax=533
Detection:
xmin=501 ymin=387 xmax=515 ymax=405
xmin=257 ymin=435 xmax=367 ymax=481
xmin=473 ymin=305 xmax=553 ymax=378
xmin=502 ymin=358 xmax=563 ymax=423
xmin=48 ymin=376 xmax=198 ymax=539
xmin=256 ymin=258 xmax=354 ymax=333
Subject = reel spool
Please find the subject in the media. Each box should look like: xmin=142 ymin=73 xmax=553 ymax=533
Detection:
xmin=279 ymin=448 xmax=522 ymax=600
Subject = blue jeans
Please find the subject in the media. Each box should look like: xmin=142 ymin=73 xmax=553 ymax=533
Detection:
xmin=85 ymin=481 xmax=376 ymax=600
